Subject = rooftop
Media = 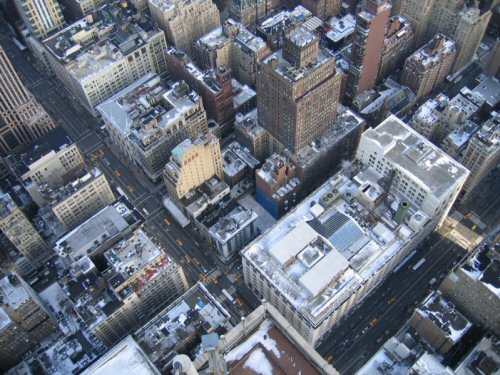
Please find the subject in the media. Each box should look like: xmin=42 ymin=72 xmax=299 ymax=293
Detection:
xmin=234 ymin=109 xmax=266 ymax=140
xmin=81 ymin=336 xmax=160 ymax=375
xmin=461 ymin=243 xmax=500 ymax=298
xmin=472 ymin=75 xmax=500 ymax=107
xmin=416 ymin=292 xmax=471 ymax=343
xmin=455 ymin=336 xmax=500 ymax=375
xmin=104 ymin=229 xmax=175 ymax=298
xmin=0 ymin=307 xmax=11 ymax=330
xmin=0 ymin=192 xmax=17 ymax=220
xmin=43 ymin=2 xmax=161 ymax=81
xmin=38 ymin=167 xmax=104 ymax=206
xmin=54 ymin=199 xmax=135 ymax=261
xmin=97 ymin=73 xmax=202 ymax=153
xmin=326 ymin=14 xmax=356 ymax=43
xmin=209 ymin=205 xmax=257 ymax=244
xmin=258 ymin=6 xmax=311 ymax=37
xmin=134 ymin=283 xmax=230 ymax=371
xmin=410 ymin=34 xmax=456 ymax=68
xmin=242 ymin=170 xmax=432 ymax=326
xmin=361 ymin=115 xmax=469 ymax=200
xmin=0 ymin=274 xmax=29 ymax=311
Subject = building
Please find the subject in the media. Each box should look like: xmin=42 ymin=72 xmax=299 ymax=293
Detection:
xmin=257 ymin=27 xmax=342 ymax=153
xmin=234 ymin=109 xmax=270 ymax=161
xmin=222 ymin=141 xmax=260 ymax=186
xmin=0 ymin=193 xmax=52 ymax=269
xmin=459 ymin=114 xmax=500 ymax=200
xmin=440 ymin=243 xmax=500 ymax=335
xmin=134 ymin=282 xmax=231 ymax=372
xmin=256 ymin=153 xmax=301 ymax=219
xmin=165 ymin=50 xmax=236 ymax=126
xmin=400 ymin=34 xmax=456 ymax=102
xmin=324 ymin=13 xmax=356 ymax=51
xmin=0 ymin=45 xmax=56 ymax=155
xmin=98 ymin=74 xmax=208 ymax=182
xmin=229 ymin=0 xmax=294 ymax=29
xmin=377 ymin=16 xmax=413 ymax=82
xmin=256 ymin=6 xmax=313 ymax=51
xmin=64 ymin=231 xmax=189 ymax=348
xmin=195 ymin=19 xmax=271 ymax=87
xmin=4 ymin=127 xmax=84 ymax=189
xmin=80 ymin=336 xmax=160 ymax=375
xmin=486 ymin=38 xmax=500 ymax=78
xmin=0 ymin=273 xmax=57 ymax=370
xmin=356 ymin=115 xmax=469 ymax=226
xmin=410 ymin=292 xmax=471 ymax=355
xmin=455 ymin=336 xmax=500 ymax=375
xmin=401 ymin=0 xmax=492 ymax=73
xmin=15 ymin=0 xmax=65 ymax=39
xmin=43 ymin=2 xmax=168 ymax=115
xmin=283 ymin=105 xmax=365 ymax=194
xmin=208 ymin=205 xmax=258 ymax=262
xmin=242 ymin=166 xmax=436 ymax=347
xmin=471 ymin=75 xmax=500 ymax=109
xmin=301 ymin=0 xmax=342 ymax=19
xmin=33 ymin=168 xmax=115 ymax=231
xmin=344 ymin=0 xmax=391 ymax=103
xmin=54 ymin=198 xmax=141 ymax=263
xmin=192 ymin=303 xmax=338 ymax=374
xmin=148 ymin=0 xmax=220 ymax=56
xmin=163 ymin=133 xmax=223 ymax=201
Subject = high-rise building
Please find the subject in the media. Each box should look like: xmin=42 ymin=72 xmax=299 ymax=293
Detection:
xmin=459 ymin=115 xmax=499 ymax=201
xmin=0 ymin=273 xmax=57 ymax=370
xmin=242 ymin=165 xmax=435 ymax=347
xmin=344 ymin=0 xmax=391 ymax=103
xmin=42 ymin=2 xmax=168 ymax=116
xmin=356 ymin=115 xmax=469 ymax=226
xmin=15 ymin=0 xmax=66 ymax=39
xmin=0 ymin=193 xmax=52 ymax=268
xmin=440 ymin=244 xmax=500 ymax=335
xmin=59 ymin=0 xmax=107 ymax=19
xmin=0 ymin=45 xmax=56 ymax=155
xmin=98 ymin=74 xmax=208 ymax=182
xmin=33 ymin=168 xmax=115 ymax=231
xmin=163 ymin=133 xmax=223 ymax=200
xmin=257 ymin=27 xmax=342 ymax=153
xmin=377 ymin=15 xmax=414 ymax=82
xmin=301 ymin=0 xmax=343 ymax=19
xmin=148 ymin=0 xmax=220 ymax=56
xmin=400 ymin=0 xmax=492 ymax=73
xmin=4 ymin=127 xmax=84 ymax=189
xmin=400 ymin=34 xmax=456 ymax=102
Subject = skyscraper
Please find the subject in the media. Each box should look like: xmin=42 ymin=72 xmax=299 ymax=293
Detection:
xmin=257 ymin=27 xmax=342 ymax=153
xmin=400 ymin=34 xmax=456 ymax=102
xmin=14 ymin=0 xmax=65 ymax=39
xmin=345 ymin=0 xmax=391 ymax=103
xmin=0 ymin=45 xmax=56 ymax=155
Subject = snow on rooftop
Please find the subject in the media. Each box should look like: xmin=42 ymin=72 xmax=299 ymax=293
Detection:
xmin=81 ymin=336 xmax=159 ymax=375
xmin=0 ymin=274 xmax=29 ymax=310
xmin=0 ymin=307 xmax=11 ymax=329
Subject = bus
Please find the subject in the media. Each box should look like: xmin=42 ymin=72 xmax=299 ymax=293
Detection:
xmin=411 ymin=258 xmax=426 ymax=272
xmin=222 ymin=289 xmax=235 ymax=305
xmin=116 ymin=186 xmax=129 ymax=200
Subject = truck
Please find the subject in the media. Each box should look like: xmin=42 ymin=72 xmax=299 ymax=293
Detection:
xmin=222 ymin=289 xmax=235 ymax=305
xmin=411 ymin=258 xmax=426 ymax=272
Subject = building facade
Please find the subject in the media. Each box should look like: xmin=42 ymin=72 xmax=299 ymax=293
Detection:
xmin=257 ymin=27 xmax=341 ymax=153
xmin=301 ymin=0 xmax=342 ymax=19
xmin=0 ymin=193 xmax=52 ymax=268
xmin=164 ymin=133 xmax=223 ymax=201
xmin=43 ymin=2 xmax=168 ymax=116
xmin=0 ymin=45 xmax=56 ymax=155
xmin=345 ymin=0 xmax=391 ymax=103
xmin=98 ymin=74 xmax=208 ymax=182
xmin=356 ymin=115 xmax=469 ymax=226
xmin=400 ymin=34 xmax=456 ymax=102
xmin=15 ymin=0 xmax=65 ymax=39
xmin=148 ymin=0 xmax=220 ymax=56
xmin=0 ymin=273 xmax=57 ymax=370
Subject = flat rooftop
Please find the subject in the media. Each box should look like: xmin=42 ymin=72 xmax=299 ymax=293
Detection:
xmin=43 ymin=2 xmax=160 ymax=81
xmin=234 ymin=109 xmax=265 ymax=140
xmin=361 ymin=115 xmax=469 ymax=200
xmin=472 ymin=75 xmax=500 ymax=107
xmin=259 ymin=6 xmax=311 ymax=37
xmin=54 ymin=201 xmax=132 ymax=261
xmin=81 ymin=336 xmax=159 ymax=375
xmin=134 ymin=283 xmax=230 ymax=369
xmin=97 ymin=74 xmax=201 ymax=153
xmin=326 ymin=14 xmax=356 ymax=43
xmin=104 ymin=229 xmax=174 ymax=297
xmin=461 ymin=244 xmax=500 ymax=298
xmin=416 ymin=292 xmax=471 ymax=343
xmin=0 ymin=193 xmax=17 ymax=220
xmin=242 ymin=170 xmax=432 ymax=326
xmin=209 ymin=205 xmax=257 ymax=244
xmin=410 ymin=34 xmax=455 ymax=67
xmin=0 ymin=274 xmax=29 ymax=311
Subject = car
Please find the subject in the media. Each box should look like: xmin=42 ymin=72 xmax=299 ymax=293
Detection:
xmin=115 ymin=170 xmax=121 ymax=177
xmin=387 ymin=297 xmax=396 ymax=304
xmin=193 ymin=258 xmax=201 ymax=266
xmin=127 ymin=185 xmax=134 ymax=192
xmin=326 ymin=355 xmax=334 ymax=362
xmin=164 ymin=218 xmax=171 ymax=225
xmin=236 ymin=297 xmax=244 ymax=307
xmin=176 ymin=239 xmax=183 ymax=246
